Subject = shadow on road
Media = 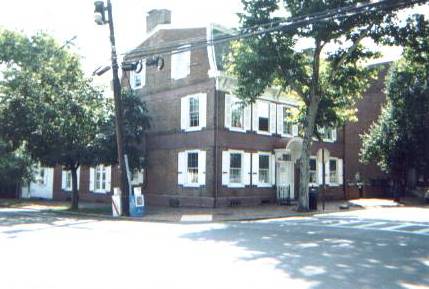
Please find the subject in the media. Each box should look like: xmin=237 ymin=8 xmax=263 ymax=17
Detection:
xmin=181 ymin=221 xmax=429 ymax=289
xmin=0 ymin=210 xmax=98 ymax=238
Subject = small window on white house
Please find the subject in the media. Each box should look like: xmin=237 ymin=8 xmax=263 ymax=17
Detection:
xmin=230 ymin=153 xmax=242 ymax=184
xmin=95 ymin=166 xmax=107 ymax=191
xmin=189 ymin=96 xmax=200 ymax=128
xmin=171 ymin=45 xmax=191 ymax=80
xmin=258 ymin=102 xmax=270 ymax=132
xmin=62 ymin=168 xmax=80 ymax=191
xmin=309 ymin=158 xmax=317 ymax=184
xmin=35 ymin=167 xmax=46 ymax=185
xmin=181 ymin=93 xmax=207 ymax=132
xmin=187 ymin=152 xmax=199 ymax=185
xmin=130 ymin=61 xmax=146 ymax=89
xmin=258 ymin=155 xmax=270 ymax=185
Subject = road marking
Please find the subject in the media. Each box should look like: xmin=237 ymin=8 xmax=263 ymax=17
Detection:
xmin=380 ymin=224 xmax=415 ymax=231
xmin=352 ymin=222 xmax=388 ymax=228
xmin=412 ymin=228 xmax=429 ymax=234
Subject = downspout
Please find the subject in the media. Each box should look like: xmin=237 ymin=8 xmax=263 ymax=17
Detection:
xmin=214 ymin=88 xmax=219 ymax=208
xmin=343 ymin=124 xmax=347 ymax=200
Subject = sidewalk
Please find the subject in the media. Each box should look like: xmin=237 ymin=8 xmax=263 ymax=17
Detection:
xmin=1 ymin=197 xmax=426 ymax=223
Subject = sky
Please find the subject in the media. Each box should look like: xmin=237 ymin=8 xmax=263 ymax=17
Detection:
xmin=0 ymin=0 xmax=428 ymax=75
xmin=0 ymin=0 xmax=243 ymax=73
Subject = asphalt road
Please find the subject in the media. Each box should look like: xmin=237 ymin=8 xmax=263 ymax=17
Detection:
xmin=0 ymin=207 xmax=428 ymax=289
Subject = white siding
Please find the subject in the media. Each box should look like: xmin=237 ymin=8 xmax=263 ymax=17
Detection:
xmin=269 ymin=103 xmax=276 ymax=135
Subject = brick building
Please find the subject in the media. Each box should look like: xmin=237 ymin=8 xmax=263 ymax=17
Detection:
xmin=24 ymin=10 xmax=389 ymax=207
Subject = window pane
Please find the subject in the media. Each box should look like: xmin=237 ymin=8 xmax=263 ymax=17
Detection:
xmin=283 ymin=107 xmax=293 ymax=135
xmin=231 ymin=102 xmax=243 ymax=129
xmin=189 ymin=97 xmax=199 ymax=127
xmin=230 ymin=153 xmax=242 ymax=168
xmin=259 ymin=117 xmax=269 ymax=131
xmin=187 ymin=153 xmax=198 ymax=169
xmin=309 ymin=159 xmax=316 ymax=171
xmin=259 ymin=155 xmax=269 ymax=169
xmin=329 ymin=160 xmax=337 ymax=171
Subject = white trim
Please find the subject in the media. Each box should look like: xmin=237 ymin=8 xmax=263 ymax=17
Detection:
xmin=181 ymin=93 xmax=207 ymax=132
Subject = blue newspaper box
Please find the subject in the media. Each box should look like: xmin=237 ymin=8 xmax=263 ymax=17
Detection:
xmin=129 ymin=187 xmax=145 ymax=217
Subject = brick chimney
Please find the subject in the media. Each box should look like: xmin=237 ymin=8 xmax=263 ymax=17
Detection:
xmin=146 ymin=9 xmax=171 ymax=33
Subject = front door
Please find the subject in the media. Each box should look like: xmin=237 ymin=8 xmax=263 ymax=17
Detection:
xmin=277 ymin=161 xmax=295 ymax=200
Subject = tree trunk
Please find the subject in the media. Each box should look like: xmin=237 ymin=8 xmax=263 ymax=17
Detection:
xmin=70 ymin=167 xmax=79 ymax=210
xmin=297 ymin=40 xmax=322 ymax=212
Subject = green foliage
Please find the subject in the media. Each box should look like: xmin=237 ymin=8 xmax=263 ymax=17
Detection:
xmin=0 ymin=140 xmax=33 ymax=187
xmin=361 ymin=45 xmax=429 ymax=177
xmin=228 ymin=0 xmax=425 ymax=210
xmin=95 ymin=89 xmax=151 ymax=170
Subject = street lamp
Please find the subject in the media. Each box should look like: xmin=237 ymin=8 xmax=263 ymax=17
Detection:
xmin=94 ymin=0 xmax=130 ymax=216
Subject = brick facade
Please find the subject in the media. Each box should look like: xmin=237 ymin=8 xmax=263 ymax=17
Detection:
xmin=49 ymin=22 xmax=388 ymax=207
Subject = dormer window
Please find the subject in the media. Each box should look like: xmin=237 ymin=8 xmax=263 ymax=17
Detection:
xmin=171 ymin=45 xmax=191 ymax=80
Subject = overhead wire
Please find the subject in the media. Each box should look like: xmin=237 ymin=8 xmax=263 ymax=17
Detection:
xmin=123 ymin=0 xmax=424 ymax=61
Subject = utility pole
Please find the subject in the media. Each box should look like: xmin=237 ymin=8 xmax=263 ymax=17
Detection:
xmin=94 ymin=0 xmax=130 ymax=216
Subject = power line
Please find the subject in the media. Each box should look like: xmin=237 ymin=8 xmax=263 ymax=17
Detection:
xmin=124 ymin=0 xmax=425 ymax=60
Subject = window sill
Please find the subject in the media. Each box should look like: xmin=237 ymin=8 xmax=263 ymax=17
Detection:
xmin=255 ymin=130 xmax=272 ymax=136
xmin=280 ymin=133 xmax=294 ymax=138
xmin=226 ymin=184 xmax=246 ymax=188
xmin=182 ymin=184 xmax=201 ymax=188
xmin=228 ymin=127 xmax=247 ymax=133
xmin=257 ymin=184 xmax=274 ymax=188
xmin=92 ymin=190 xmax=108 ymax=194
xmin=184 ymin=126 xmax=203 ymax=132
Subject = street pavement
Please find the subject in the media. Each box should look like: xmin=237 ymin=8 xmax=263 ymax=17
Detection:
xmin=0 ymin=207 xmax=428 ymax=289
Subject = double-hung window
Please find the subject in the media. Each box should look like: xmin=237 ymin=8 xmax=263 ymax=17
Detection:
xmin=283 ymin=106 xmax=293 ymax=136
xmin=90 ymin=165 xmax=111 ymax=193
xmin=318 ymin=127 xmax=337 ymax=142
xmin=178 ymin=150 xmax=206 ymax=187
xmin=187 ymin=152 xmax=199 ymax=185
xmin=181 ymin=93 xmax=207 ymax=132
xmin=189 ymin=96 xmax=200 ymax=128
xmin=229 ymin=153 xmax=242 ymax=184
xmin=231 ymin=101 xmax=244 ymax=130
xmin=36 ymin=167 xmax=45 ymax=185
xmin=61 ymin=168 xmax=80 ymax=191
xmin=329 ymin=159 xmax=337 ymax=184
xmin=258 ymin=102 xmax=270 ymax=132
xmin=309 ymin=158 xmax=317 ymax=184
xmin=95 ymin=166 xmax=107 ymax=192
xmin=258 ymin=155 xmax=270 ymax=185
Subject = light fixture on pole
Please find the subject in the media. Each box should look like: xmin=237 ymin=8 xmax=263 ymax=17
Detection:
xmin=94 ymin=0 xmax=131 ymax=216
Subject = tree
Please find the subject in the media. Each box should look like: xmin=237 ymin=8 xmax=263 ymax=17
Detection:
xmin=361 ymin=37 xmax=429 ymax=191
xmin=0 ymin=139 xmax=33 ymax=196
xmin=228 ymin=0 xmax=426 ymax=210
xmin=0 ymin=29 xmax=150 ymax=209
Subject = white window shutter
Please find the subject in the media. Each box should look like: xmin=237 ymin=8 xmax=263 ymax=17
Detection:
xmin=331 ymin=128 xmax=337 ymax=142
xmin=76 ymin=168 xmax=81 ymax=190
xmin=243 ymin=152 xmax=251 ymax=186
xmin=89 ymin=168 xmax=95 ymax=191
xmin=252 ymin=102 xmax=259 ymax=132
xmin=244 ymin=104 xmax=252 ymax=131
xmin=269 ymin=103 xmax=276 ymax=134
xmin=199 ymin=93 xmax=207 ymax=129
xmin=317 ymin=161 xmax=323 ymax=185
xmin=222 ymin=151 xmax=230 ymax=186
xmin=178 ymin=152 xmax=186 ymax=185
xmin=277 ymin=105 xmax=284 ymax=136
xmin=224 ymin=94 xmax=232 ymax=129
xmin=292 ymin=124 xmax=299 ymax=137
xmin=105 ymin=166 xmax=112 ymax=192
xmin=180 ymin=96 xmax=188 ymax=130
xmin=183 ymin=49 xmax=191 ymax=77
xmin=138 ymin=170 xmax=144 ymax=184
xmin=271 ymin=154 xmax=276 ymax=186
xmin=198 ymin=150 xmax=206 ymax=186
xmin=324 ymin=161 xmax=330 ymax=185
xmin=61 ymin=170 xmax=67 ymax=190
xmin=252 ymin=153 xmax=259 ymax=186
xmin=338 ymin=159 xmax=344 ymax=185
